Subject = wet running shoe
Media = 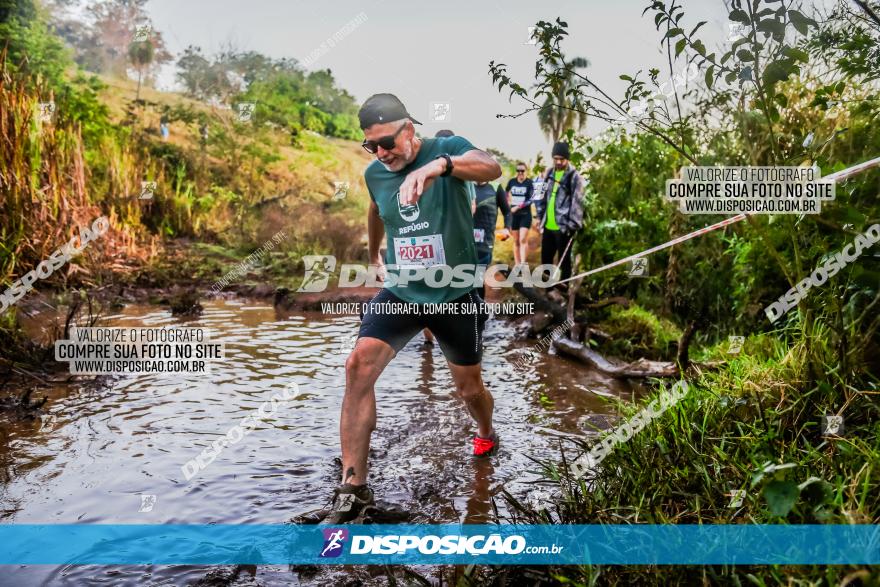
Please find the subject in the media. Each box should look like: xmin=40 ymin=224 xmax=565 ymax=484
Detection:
xmin=473 ymin=432 xmax=499 ymax=457
xmin=320 ymin=484 xmax=374 ymax=525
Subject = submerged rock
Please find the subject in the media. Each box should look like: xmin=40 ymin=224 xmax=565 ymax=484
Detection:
xmin=290 ymin=499 xmax=412 ymax=525
xmin=168 ymin=288 xmax=204 ymax=316
xmin=0 ymin=387 xmax=47 ymax=421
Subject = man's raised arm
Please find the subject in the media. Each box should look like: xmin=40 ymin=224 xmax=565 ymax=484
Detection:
xmin=448 ymin=149 xmax=502 ymax=183
xmin=398 ymin=148 xmax=502 ymax=205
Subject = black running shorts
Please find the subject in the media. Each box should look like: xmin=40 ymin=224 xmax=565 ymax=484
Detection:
xmin=358 ymin=289 xmax=489 ymax=366
xmin=511 ymin=211 xmax=532 ymax=230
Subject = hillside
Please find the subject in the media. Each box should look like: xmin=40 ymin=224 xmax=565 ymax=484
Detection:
xmin=77 ymin=74 xmax=384 ymax=297
xmin=101 ymin=74 xmax=373 ymax=242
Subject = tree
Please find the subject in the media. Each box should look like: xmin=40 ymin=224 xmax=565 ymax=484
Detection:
xmin=128 ymin=38 xmax=153 ymax=101
xmin=176 ymin=46 xmax=360 ymax=139
xmin=808 ymin=0 xmax=880 ymax=82
xmin=46 ymin=0 xmax=171 ymax=79
xmin=176 ymin=44 xmax=249 ymax=104
xmin=176 ymin=45 xmax=213 ymax=100
xmin=536 ymin=55 xmax=590 ymax=141
xmin=86 ymin=0 xmax=149 ymax=76
xmin=0 ymin=0 xmax=71 ymax=84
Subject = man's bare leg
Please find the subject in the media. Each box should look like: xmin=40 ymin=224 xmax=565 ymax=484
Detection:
xmin=341 ymin=337 xmax=395 ymax=486
xmin=447 ymin=361 xmax=494 ymax=438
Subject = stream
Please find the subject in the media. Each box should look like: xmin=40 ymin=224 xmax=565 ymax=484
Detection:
xmin=0 ymin=298 xmax=642 ymax=586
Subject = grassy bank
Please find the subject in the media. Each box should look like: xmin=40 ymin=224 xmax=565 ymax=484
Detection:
xmin=479 ymin=325 xmax=879 ymax=585
xmin=470 ymin=6 xmax=880 ymax=579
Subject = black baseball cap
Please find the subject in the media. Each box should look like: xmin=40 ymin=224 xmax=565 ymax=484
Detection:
xmin=359 ymin=93 xmax=422 ymax=129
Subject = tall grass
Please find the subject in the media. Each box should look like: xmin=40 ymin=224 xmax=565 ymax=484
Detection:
xmin=0 ymin=59 xmax=92 ymax=282
xmin=489 ymin=332 xmax=879 ymax=585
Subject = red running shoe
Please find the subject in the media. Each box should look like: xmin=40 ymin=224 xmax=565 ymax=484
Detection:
xmin=473 ymin=432 xmax=498 ymax=457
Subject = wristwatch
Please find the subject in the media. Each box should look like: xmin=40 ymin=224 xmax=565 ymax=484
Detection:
xmin=435 ymin=154 xmax=453 ymax=177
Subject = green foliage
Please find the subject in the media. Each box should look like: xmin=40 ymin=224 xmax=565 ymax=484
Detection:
xmin=1 ymin=0 xmax=371 ymax=295
xmin=487 ymin=3 xmax=880 ymax=583
xmin=535 ymin=55 xmax=590 ymax=141
xmin=499 ymin=332 xmax=879 ymax=583
xmin=808 ymin=1 xmax=880 ymax=83
xmin=176 ymin=47 xmax=360 ymax=140
xmin=58 ymin=73 xmax=112 ymax=145
xmin=597 ymin=304 xmax=682 ymax=360
xmin=0 ymin=0 xmax=114 ymax=147
xmin=575 ymin=132 xmax=681 ymax=286
xmin=242 ymin=70 xmax=360 ymax=140
xmin=0 ymin=0 xmax=71 ymax=86
xmin=127 ymin=40 xmax=154 ymax=68
xmin=494 ymin=3 xmax=880 ymax=387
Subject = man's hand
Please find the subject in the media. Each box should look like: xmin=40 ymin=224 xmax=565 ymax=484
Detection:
xmin=369 ymin=261 xmax=386 ymax=283
xmin=398 ymin=158 xmax=445 ymax=206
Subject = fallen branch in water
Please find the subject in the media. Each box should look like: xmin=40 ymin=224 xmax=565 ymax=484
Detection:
xmin=514 ymin=267 xmax=706 ymax=378
xmin=552 ymin=337 xmax=681 ymax=378
xmin=552 ymin=336 xmax=723 ymax=379
xmin=512 ymin=282 xmax=568 ymax=324
xmin=512 ymin=281 xmax=631 ymax=335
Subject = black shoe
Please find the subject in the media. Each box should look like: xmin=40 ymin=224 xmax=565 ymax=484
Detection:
xmin=319 ymin=484 xmax=374 ymax=525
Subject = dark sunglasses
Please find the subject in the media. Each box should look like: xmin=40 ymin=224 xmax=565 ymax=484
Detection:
xmin=516 ymin=168 xmax=526 ymax=173
xmin=362 ymin=122 xmax=408 ymax=154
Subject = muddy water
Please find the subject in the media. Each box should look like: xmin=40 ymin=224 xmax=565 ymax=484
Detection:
xmin=1 ymin=299 xmax=641 ymax=586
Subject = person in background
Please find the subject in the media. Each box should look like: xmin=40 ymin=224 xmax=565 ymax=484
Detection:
xmin=435 ymin=130 xmax=476 ymax=212
xmin=473 ymin=178 xmax=511 ymax=300
xmin=160 ymin=114 xmax=170 ymax=141
xmin=534 ymin=141 xmax=586 ymax=285
xmin=505 ymin=162 xmax=534 ymax=267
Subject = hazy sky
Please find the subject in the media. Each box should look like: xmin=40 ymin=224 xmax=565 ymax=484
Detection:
xmin=147 ymin=0 xmax=733 ymax=161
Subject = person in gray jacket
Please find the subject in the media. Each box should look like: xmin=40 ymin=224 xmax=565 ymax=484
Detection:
xmin=534 ymin=141 xmax=586 ymax=284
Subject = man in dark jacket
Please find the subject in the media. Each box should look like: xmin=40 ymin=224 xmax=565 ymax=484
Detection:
xmin=534 ymin=141 xmax=586 ymax=283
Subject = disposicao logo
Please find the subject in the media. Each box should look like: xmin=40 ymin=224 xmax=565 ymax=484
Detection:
xmin=319 ymin=528 xmax=348 ymax=558
xmin=349 ymin=534 xmax=526 ymax=555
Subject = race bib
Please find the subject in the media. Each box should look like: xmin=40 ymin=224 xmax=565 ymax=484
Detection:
xmin=532 ymin=181 xmax=546 ymax=201
xmin=393 ymin=234 xmax=446 ymax=266
xmin=510 ymin=196 xmax=526 ymax=207
xmin=473 ymin=228 xmax=485 ymax=243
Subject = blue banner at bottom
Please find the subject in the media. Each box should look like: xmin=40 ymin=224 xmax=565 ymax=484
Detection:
xmin=1 ymin=524 xmax=878 ymax=565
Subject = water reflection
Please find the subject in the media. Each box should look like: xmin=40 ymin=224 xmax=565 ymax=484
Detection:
xmin=2 ymin=299 xmax=642 ymax=585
